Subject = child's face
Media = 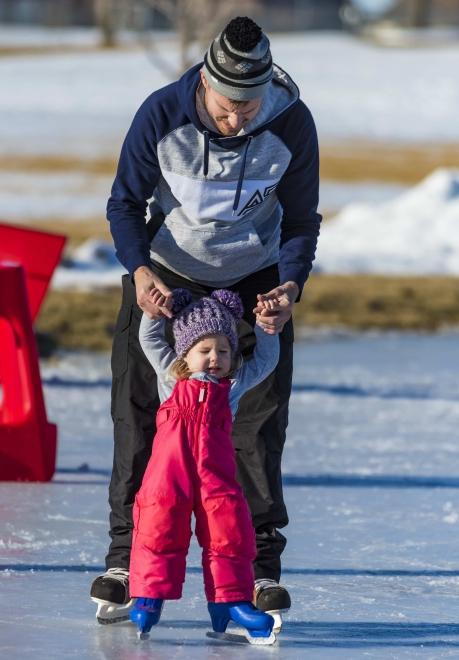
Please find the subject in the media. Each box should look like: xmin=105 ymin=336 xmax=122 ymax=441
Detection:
xmin=184 ymin=335 xmax=232 ymax=378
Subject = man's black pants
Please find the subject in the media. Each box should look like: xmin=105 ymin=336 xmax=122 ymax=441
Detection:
xmin=106 ymin=262 xmax=293 ymax=582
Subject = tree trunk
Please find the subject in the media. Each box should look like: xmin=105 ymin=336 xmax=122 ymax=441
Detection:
xmin=94 ymin=0 xmax=119 ymax=48
xmin=407 ymin=0 xmax=432 ymax=27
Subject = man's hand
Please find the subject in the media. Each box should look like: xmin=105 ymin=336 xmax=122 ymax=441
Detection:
xmin=133 ymin=266 xmax=173 ymax=319
xmin=252 ymin=281 xmax=299 ymax=334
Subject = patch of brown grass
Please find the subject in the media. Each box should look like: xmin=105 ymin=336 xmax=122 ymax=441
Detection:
xmin=0 ymin=46 xmax=100 ymax=57
xmin=3 ymin=141 xmax=458 ymax=186
xmin=37 ymin=288 xmax=121 ymax=352
xmin=0 ymin=154 xmax=117 ymax=176
xmin=321 ymin=141 xmax=459 ymax=184
xmin=298 ymin=275 xmax=459 ymax=331
xmin=0 ymin=43 xmax=144 ymax=58
xmin=23 ymin=217 xmax=111 ymax=247
xmin=36 ymin=275 xmax=459 ymax=353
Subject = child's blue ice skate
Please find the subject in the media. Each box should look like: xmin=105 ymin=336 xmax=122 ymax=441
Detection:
xmin=208 ymin=601 xmax=276 ymax=645
xmin=130 ymin=598 xmax=164 ymax=638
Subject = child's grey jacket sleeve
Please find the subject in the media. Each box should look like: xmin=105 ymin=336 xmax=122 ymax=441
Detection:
xmin=230 ymin=325 xmax=280 ymax=411
xmin=139 ymin=314 xmax=176 ymax=387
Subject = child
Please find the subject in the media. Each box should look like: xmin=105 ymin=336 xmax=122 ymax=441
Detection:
xmin=129 ymin=288 xmax=280 ymax=644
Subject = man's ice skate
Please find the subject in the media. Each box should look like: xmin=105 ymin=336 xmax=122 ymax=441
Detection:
xmin=90 ymin=568 xmax=135 ymax=624
xmin=207 ymin=601 xmax=276 ymax=645
xmin=130 ymin=598 xmax=164 ymax=638
xmin=253 ymin=578 xmax=291 ymax=633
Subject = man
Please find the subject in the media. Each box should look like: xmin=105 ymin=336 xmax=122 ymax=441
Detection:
xmin=90 ymin=16 xmax=321 ymax=631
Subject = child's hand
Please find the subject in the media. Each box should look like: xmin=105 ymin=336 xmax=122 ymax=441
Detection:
xmin=253 ymin=282 xmax=299 ymax=334
xmin=148 ymin=287 xmax=173 ymax=317
xmin=149 ymin=288 xmax=167 ymax=307
xmin=134 ymin=267 xmax=173 ymax=319
xmin=254 ymin=292 xmax=284 ymax=334
xmin=257 ymin=293 xmax=283 ymax=311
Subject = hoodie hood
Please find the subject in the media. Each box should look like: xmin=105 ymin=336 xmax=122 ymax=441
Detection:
xmin=178 ymin=62 xmax=300 ymax=214
xmin=180 ymin=62 xmax=300 ymax=139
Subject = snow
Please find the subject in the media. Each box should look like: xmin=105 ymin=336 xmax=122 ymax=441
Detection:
xmin=2 ymin=334 xmax=459 ymax=657
xmin=320 ymin=180 xmax=408 ymax=214
xmin=53 ymin=240 xmax=126 ymax=289
xmin=0 ymin=171 xmax=405 ymax=225
xmin=0 ymin=171 xmax=112 ymax=221
xmin=317 ymin=169 xmax=459 ymax=274
xmin=0 ymin=26 xmax=104 ymax=48
xmin=0 ymin=30 xmax=458 ymax=160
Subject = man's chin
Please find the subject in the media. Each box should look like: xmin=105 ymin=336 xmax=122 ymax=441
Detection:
xmin=217 ymin=125 xmax=238 ymax=136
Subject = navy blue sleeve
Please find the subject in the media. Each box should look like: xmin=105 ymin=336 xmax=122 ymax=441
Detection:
xmin=107 ymin=95 xmax=162 ymax=276
xmin=274 ymin=101 xmax=321 ymax=296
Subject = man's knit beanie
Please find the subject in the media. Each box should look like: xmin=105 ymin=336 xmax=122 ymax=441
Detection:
xmin=172 ymin=289 xmax=244 ymax=358
xmin=202 ymin=16 xmax=273 ymax=101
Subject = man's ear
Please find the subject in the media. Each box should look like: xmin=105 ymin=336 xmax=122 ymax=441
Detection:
xmin=200 ymin=70 xmax=208 ymax=89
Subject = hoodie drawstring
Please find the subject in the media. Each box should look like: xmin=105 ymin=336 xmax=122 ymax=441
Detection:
xmin=202 ymin=132 xmax=253 ymax=215
xmin=203 ymin=130 xmax=210 ymax=178
xmin=232 ymin=136 xmax=252 ymax=215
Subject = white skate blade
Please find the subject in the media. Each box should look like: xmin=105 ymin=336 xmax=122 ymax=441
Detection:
xmin=91 ymin=596 xmax=135 ymax=624
xmin=207 ymin=631 xmax=249 ymax=644
xmin=266 ymin=609 xmax=287 ymax=633
xmin=244 ymin=631 xmax=276 ymax=645
xmin=137 ymin=631 xmax=150 ymax=640
xmin=206 ymin=630 xmax=276 ymax=646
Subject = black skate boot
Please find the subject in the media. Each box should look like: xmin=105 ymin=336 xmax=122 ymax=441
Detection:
xmin=90 ymin=568 xmax=135 ymax=624
xmin=253 ymin=579 xmax=291 ymax=633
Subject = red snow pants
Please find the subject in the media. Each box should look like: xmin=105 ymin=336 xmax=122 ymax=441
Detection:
xmin=129 ymin=377 xmax=256 ymax=602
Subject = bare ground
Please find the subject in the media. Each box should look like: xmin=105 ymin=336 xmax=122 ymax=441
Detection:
xmin=35 ymin=275 xmax=459 ymax=353
xmin=2 ymin=140 xmax=459 ymax=185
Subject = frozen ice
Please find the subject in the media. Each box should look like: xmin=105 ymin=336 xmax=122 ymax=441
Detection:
xmin=2 ymin=334 xmax=459 ymax=657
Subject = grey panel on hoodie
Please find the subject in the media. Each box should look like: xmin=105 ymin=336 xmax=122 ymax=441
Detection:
xmin=149 ymin=66 xmax=298 ymax=287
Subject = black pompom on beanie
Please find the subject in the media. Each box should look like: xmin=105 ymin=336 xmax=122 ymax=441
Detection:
xmin=202 ymin=16 xmax=273 ymax=101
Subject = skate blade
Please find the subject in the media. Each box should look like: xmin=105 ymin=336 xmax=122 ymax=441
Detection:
xmin=266 ymin=609 xmax=288 ymax=633
xmin=137 ymin=631 xmax=150 ymax=640
xmin=206 ymin=631 xmax=276 ymax=646
xmin=91 ymin=596 xmax=136 ymax=624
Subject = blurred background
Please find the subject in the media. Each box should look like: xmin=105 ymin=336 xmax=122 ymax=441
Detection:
xmin=1 ymin=0 xmax=458 ymax=352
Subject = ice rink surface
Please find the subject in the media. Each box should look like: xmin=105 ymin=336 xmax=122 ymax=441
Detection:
xmin=2 ymin=333 xmax=459 ymax=658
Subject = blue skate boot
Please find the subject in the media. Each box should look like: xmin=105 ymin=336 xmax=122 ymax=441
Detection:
xmin=208 ymin=601 xmax=275 ymax=645
xmin=130 ymin=598 xmax=164 ymax=638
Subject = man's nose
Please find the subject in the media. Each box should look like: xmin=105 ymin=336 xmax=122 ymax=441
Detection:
xmin=227 ymin=113 xmax=243 ymax=130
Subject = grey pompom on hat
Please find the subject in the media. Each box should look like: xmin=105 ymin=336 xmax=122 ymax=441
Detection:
xmin=202 ymin=16 xmax=273 ymax=101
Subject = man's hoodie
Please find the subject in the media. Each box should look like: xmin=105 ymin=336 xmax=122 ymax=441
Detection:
xmin=107 ymin=63 xmax=321 ymax=291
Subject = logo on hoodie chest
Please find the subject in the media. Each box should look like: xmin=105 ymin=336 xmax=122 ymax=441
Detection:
xmin=238 ymin=183 xmax=278 ymax=216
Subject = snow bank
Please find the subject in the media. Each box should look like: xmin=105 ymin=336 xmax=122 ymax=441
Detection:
xmin=50 ymin=169 xmax=459 ymax=288
xmin=316 ymin=169 xmax=459 ymax=274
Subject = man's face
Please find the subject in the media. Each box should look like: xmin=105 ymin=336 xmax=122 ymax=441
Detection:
xmin=200 ymin=72 xmax=262 ymax=136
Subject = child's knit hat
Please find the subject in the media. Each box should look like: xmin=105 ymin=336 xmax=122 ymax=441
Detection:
xmin=172 ymin=289 xmax=244 ymax=358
